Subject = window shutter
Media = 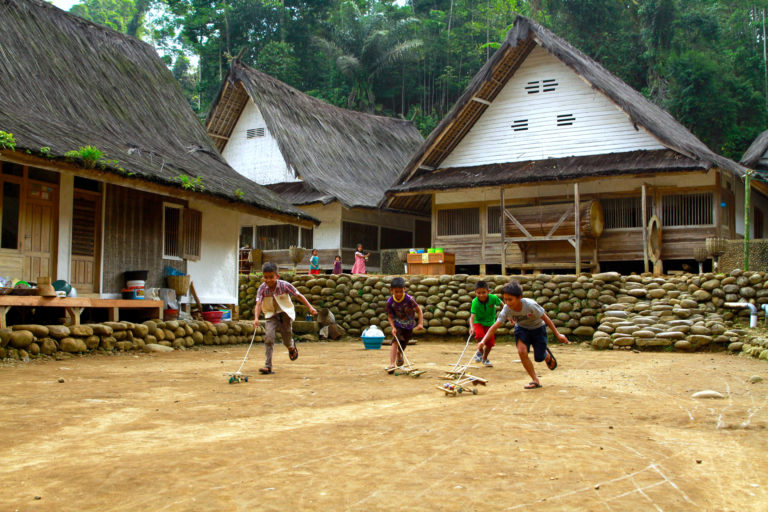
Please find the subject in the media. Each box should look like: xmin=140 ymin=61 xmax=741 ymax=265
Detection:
xmin=164 ymin=205 xmax=182 ymax=258
xmin=182 ymin=208 xmax=202 ymax=261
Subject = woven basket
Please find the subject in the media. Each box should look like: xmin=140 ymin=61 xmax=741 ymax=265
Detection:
xmin=167 ymin=275 xmax=190 ymax=296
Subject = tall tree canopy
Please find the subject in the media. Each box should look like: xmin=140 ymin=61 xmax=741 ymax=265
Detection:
xmin=67 ymin=0 xmax=768 ymax=160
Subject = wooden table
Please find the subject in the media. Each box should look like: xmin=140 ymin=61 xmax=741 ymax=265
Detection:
xmin=0 ymin=296 xmax=164 ymax=328
xmin=407 ymin=252 xmax=456 ymax=275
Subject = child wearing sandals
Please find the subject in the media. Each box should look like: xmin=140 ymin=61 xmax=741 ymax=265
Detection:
xmin=479 ymin=281 xmax=569 ymax=389
xmin=385 ymin=277 xmax=424 ymax=373
xmin=470 ymin=280 xmax=502 ymax=367
xmin=253 ymin=261 xmax=317 ymax=375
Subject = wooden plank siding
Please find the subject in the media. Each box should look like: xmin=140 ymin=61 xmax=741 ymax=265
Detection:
xmin=103 ymin=184 xmax=185 ymax=293
xmin=441 ymin=46 xmax=665 ymax=169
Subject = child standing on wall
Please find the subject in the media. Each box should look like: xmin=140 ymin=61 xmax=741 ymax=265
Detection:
xmin=479 ymin=281 xmax=569 ymax=389
xmin=309 ymin=249 xmax=321 ymax=275
xmin=470 ymin=280 xmax=503 ymax=367
xmin=253 ymin=261 xmax=317 ymax=375
xmin=332 ymin=255 xmax=342 ymax=274
xmin=385 ymin=276 xmax=424 ymax=372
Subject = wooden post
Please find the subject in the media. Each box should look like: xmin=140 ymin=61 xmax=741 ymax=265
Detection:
xmin=574 ymin=183 xmax=581 ymax=274
xmin=745 ymin=169 xmax=752 ymax=271
xmin=500 ymin=188 xmax=506 ymax=276
xmin=642 ymin=183 xmax=649 ymax=273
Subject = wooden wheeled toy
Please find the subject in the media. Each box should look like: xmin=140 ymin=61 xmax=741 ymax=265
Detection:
xmin=437 ymin=373 xmax=487 ymax=396
xmin=226 ymin=372 xmax=250 ymax=384
xmin=386 ymin=334 xmax=427 ymax=378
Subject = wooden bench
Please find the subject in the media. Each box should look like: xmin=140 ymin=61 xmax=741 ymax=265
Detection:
xmin=0 ymin=296 xmax=163 ymax=328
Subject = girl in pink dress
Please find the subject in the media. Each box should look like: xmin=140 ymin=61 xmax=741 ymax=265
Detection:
xmin=351 ymin=243 xmax=369 ymax=274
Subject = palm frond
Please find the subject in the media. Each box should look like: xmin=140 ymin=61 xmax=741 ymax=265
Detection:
xmin=369 ymin=39 xmax=423 ymax=79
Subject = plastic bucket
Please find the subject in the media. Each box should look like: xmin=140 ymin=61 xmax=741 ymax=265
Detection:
xmin=361 ymin=334 xmax=384 ymax=350
xmin=219 ymin=309 xmax=232 ymax=321
xmin=202 ymin=311 xmax=224 ymax=324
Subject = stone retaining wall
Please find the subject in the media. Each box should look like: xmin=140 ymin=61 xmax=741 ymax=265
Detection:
xmin=0 ymin=319 xmax=263 ymax=362
xmin=239 ymin=270 xmax=768 ymax=359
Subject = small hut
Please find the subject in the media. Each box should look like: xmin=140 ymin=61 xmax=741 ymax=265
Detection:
xmin=206 ymin=62 xmax=427 ymax=271
xmin=385 ymin=15 xmax=760 ymax=275
xmin=0 ymin=0 xmax=315 ymax=303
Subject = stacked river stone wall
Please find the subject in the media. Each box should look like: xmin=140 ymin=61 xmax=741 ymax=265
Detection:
xmin=239 ymin=270 xmax=768 ymax=360
xmin=0 ymin=319 xmax=261 ymax=362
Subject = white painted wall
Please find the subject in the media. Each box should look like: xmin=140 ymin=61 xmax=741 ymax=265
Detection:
xmin=221 ymin=100 xmax=298 ymax=185
xmin=185 ymin=199 xmax=240 ymax=304
xmin=441 ymin=45 xmax=666 ymax=168
xmin=302 ymin=203 xmax=342 ymax=249
xmin=56 ymin=174 xmax=74 ymax=282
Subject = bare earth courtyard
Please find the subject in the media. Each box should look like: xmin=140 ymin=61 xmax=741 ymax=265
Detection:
xmin=1 ymin=341 xmax=767 ymax=511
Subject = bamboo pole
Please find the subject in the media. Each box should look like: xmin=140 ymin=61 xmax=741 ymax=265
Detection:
xmin=574 ymin=183 xmax=581 ymax=274
xmin=501 ymin=187 xmax=506 ymax=276
xmin=745 ymin=170 xmax=752 ymax=271
xmin=642 ymin=183 xmax=649 ymax=273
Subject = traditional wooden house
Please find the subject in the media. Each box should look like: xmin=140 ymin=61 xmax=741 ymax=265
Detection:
xmin=741 ymin=130 xmax=768 ymax=239
xmin=385 ymin=15 xmax=759 ymax=274
xmin=0 ymin=0 xmax=316 ymax=307
xmin=205 ymin=62 xmax=428 ymax=272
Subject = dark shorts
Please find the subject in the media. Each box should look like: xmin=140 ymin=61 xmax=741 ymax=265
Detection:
xmin=394 ymin=326 xmax=413 ymax=349
xmin=515 ymin=325 xmax=548 ymax=362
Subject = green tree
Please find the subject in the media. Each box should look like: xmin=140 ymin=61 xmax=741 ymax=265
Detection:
xmin=69 ymin=0 xmax=151 ymax=37
xmin=256 ymin=41 xmax=302 ymax=87
xmin=313 ymin=1 xmax=423 ymax=112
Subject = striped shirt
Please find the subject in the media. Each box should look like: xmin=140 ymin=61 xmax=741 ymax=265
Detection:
xmin=256 ymin=280 xmax=299 ymax=302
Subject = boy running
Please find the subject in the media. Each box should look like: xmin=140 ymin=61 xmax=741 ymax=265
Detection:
xmin=479 ymin=281 xmax=569 ymax=389
xmin=385 ymin=277 xmax=424 ymax=372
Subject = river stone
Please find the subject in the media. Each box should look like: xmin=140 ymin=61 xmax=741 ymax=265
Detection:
xmin=633 ymin=330 xmax=655 ymax=338
xmin=613 ymin=336 xmax=635 ymax=347
xmin=60 ymin=337 xmax=87 ymax=353
xmin=448 ymin=326 xmax=468 ymax=336
xmin=647 ymin=289 xmax=667 ymax=299
xmin=69 ymin=325 xmax=94 ymax=337
xmin=579 ymin=316 xmax=597 ymax=326
xmin=48 ymin=325 xmax=71 ymax=340
xmin=9 ymin=330 xmax=34 ymax=349
xmin=692 ymin=390 xmax=725 ymax=399
xmin=679 ymin=299 xmax=698 ymax=309
xmin=593 ymin=272 xmax=620 ymax=282
xmin=627 ymin=289 xmax=646 ymax=298
xmin=558 ymin=301 xmax=573 ymax=313
xmin=603 ymin=310 xmax=628 ymax=319
xmin=39 ymin=338 xmax=58 ymax=355
xmin=692 ymin=290 xmax=711 ymax=301
xmin=83 ymin=335 xmax=100 ymax=350
xmin=740 ymin=287 xmax=756 ymax=298
xmin=674 ymin=340 xmax=692 ymax=351
xmin=614 ymin=325 xmax=638 ymax=335
xmin=598 ymin=295 xmax=617 ymax=304
xmin=689 ymin=325 xmax=711 ymax=335
xmin=572 ymin=326 xmax=595 ymax=336
xmin=0 ymin=327 xmax=12 ymax=347
xmin=658 ymin=331 xmax=686 ymax=340
xmin=635 ymin=337 xmax=672 ymax=347
xmin=701 ymin=279 xmax=721 ymax=291
xmin=104 ymin=321 xmax=128 ymax=331
xmin=688 ymin=334 xmax=712 ymax=345
xmin=12 ymin=324 xmax=49 ymax=337
xmin=728 ymin=342 xmax=744 ymax=352
xmin=100 ymin=336 xmax=116 ymax=351
xmin=86 ymin=324 xmax=113 ymax=336
xmin=427 ymin=326 xmax=447 ymax=336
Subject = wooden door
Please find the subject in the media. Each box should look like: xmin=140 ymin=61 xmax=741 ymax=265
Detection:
xmin=22 ymin=183 xmax=57 ymax=281
xmin=70 ymin=190 xmax=101 ymax=294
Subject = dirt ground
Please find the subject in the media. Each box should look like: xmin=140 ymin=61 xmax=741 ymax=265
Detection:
xmin=2 ymin=340 xmax=768 ymax=512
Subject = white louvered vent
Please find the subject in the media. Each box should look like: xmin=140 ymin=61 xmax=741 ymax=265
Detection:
xmin=542 ymin=78 xmax=559 ymax=92
xmin=511 ymin=119 xmax=529 ymax=131
xmin=525 ymin=81 xmax=540 ymax=94
xmin=246 ymin=127 xmax=266 ymax=139
xmin=557 ymin=114 xmax=575 ymax=127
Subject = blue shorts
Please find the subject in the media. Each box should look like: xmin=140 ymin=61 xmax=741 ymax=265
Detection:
xmin=515 ymin=325 xmax=548 ymax=362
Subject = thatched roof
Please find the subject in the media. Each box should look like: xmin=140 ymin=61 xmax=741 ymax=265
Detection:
xmin=206 ymin=61 xmax=424 ymax=209
xmin=741 ymin=130 xmax=768 ymax=171
xmin=0 ymin=0 xmax=315 ymax=224
xmin=386 ymin=15 xmax=745 ymax=210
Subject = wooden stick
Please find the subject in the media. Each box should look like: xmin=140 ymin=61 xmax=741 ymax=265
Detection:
xmin=189 ymin=282 xmax=203 ymax=319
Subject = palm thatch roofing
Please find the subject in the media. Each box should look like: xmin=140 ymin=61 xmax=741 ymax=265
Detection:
xmin=385 ymin=15 xmax=746 ymax=212
xmin=205 ymin=61 xmax=424 ymax=209
xmin=0 ymin=0 xmax=315 ymax=225
xmin=741 ymin=130 xmax=768 ymax=171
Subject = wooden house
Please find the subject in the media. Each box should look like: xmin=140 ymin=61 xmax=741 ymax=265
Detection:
xmin=0 ymin=0 xmax=316 ymax=305
xmin=385 ymin=15 xmax=760 ymax=274
xmin=205 ymin=62 xmax=428 ymax=272
xmin=741 ymin=130 xmax=768 ymax=239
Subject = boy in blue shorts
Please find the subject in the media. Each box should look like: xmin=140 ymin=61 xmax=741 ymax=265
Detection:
xmin=479 ymin=281 xmax=569 ymax=389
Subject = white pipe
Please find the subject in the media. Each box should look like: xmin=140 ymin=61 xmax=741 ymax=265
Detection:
xmin=724 ymin=302 xmax=758 ymax=328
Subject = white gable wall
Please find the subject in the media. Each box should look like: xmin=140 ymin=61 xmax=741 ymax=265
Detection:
xmin=441 ymin=45 xmax=666 ymax=168
xmin=221 ymin=100 xmax=298 ymax=185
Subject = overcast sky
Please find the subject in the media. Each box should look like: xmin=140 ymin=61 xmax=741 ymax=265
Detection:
xmin=50 ymin=0 xmax=78 ymax=11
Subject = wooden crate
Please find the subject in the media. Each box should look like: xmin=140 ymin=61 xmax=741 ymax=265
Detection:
xmin=406 ymin=253 xmax=455 ymax=275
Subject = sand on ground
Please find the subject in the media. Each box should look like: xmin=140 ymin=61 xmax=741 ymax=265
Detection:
xmin=1 ymin=341 xmax=767 ymax=511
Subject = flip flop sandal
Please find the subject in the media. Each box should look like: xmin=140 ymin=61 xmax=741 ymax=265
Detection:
xmin=524 ymin=382 xmax=542 ymax=389
xmin=259 ymin=367 xmax=274 ymax=374
xmin=288 ymin=345 xmax=299 ymax=361
xmin=546 ymin=349 xmax=557 ymax=371
xmin=386 ymin=365 xmax=396 ymax=374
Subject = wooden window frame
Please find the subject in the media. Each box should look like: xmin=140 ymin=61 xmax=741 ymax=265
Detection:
xmin=341 ymin=221 xmax=379 ymax=251
xmin=162 ymin=203 xmax=202 ymax=261
xmin=436 ymin=207 xmax=480 ymax=238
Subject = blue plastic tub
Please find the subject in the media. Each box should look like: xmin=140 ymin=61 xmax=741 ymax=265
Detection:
xmin=361 ymin=333 xmax=384 ymax=350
